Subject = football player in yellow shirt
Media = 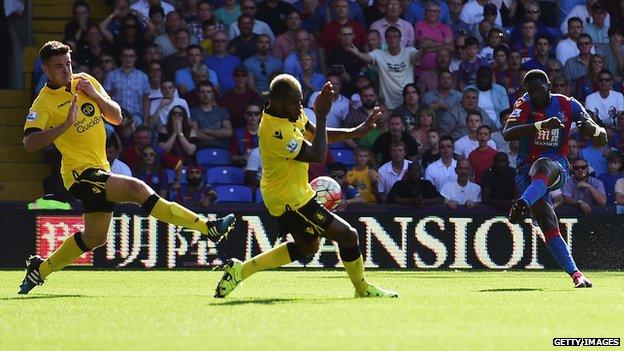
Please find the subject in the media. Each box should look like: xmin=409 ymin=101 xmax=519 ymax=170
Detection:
xmin=19 ymin=41 xmax=235 ymax=294
xmin=215 ymin=74 xmax=398 ymax=298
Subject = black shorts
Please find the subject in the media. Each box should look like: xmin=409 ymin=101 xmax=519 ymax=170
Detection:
xmin=275 ymin=197 xmax=334 ymax=243
xmin=68 ymin=168 xmax=115 ymax=213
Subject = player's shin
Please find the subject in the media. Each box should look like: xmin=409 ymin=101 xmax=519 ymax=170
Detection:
xmin=142 ymin=194 xmax=207 ymax=233
xmin=543 ymin=228 xmax=579 ymax=275
xmin=521 ymin=173 xmax=549 ymax=206
xmin=39 ymin=231 xmax=90 ymax=279
xmin=241 ymin=242 xmax=295 ymax=279
xmin=339 ymin=245 xmax=369 ymax=295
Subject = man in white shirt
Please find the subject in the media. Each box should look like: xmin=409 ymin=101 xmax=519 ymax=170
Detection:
xmin=228 ymin=0 xmax=276 ymax=42
xmin=377 ymin=140 xmax=412 ymax=203
xmin=460 ymin=0 xmax=502 ymax=27
xmin=454 ymin=110 xmax=497 ymax=158
xmin=560 ymin=0 xmax=610 ymax=36
xmin=148 ymin=79 xmax=191 ymax=130
xmin=424 ymin=135 xmax=457 ymax=192
xmin=348 ymin=26 xmax=419 ymax=109
xmin=440 ymin=159 xmax=481 ymax=209
xmin=131 ymin=0 xmax=174 ymax=18
xmin=585 ymin=69 xmax=624 ymax=131
xmin=245 ymin=147 xmax=263 ymax=191
xmin=556 ymin=17 xmax=595 ymax=69
xmin=308 ymin=72 xmax=350 ymax=128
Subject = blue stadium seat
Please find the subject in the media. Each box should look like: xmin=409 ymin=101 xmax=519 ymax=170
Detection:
xmin=196 ymin=148 xmax=232 ymax=166
xmin=215 ymin=185 xmax=253 ymax=202
xmin=255 ymin=188 xmax=263 ymax=203
xmin=206 ymin=166 xmax=245 ymax=185
xmin=166 ymin=168 xmax=188 ymax=184
xmin=330 ymin=148 xmax=356 ymax=167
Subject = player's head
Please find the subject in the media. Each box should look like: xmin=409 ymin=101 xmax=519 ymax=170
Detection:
xmin=40 ymin=41 xmax=73 ymax=86
xmin=269 ymin=74 xmax=303 ymax=119
xmin=523 ymin=69 xmax=551 ymax=108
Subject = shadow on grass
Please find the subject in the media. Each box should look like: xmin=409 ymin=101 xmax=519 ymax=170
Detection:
xmin=478 ymin=288 xmax=542 ymax=292
xmin=210 ymin=297 xmax=347 ymax=306
xmin=0 ymin=294 xmax=87 ymax=300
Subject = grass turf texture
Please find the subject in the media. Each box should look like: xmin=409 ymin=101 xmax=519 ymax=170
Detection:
xmin=0 ymin=270 xmax=622 ymax=351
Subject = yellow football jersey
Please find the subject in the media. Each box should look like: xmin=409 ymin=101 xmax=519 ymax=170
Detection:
xmin=24 ymin=73 xmax=110 ymax=189
xmin=259 ymin=109 xmax=316 ymax=216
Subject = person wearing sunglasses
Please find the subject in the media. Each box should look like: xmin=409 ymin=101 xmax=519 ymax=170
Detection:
xmin=584 ymin=68 xmax=624 ymax=133
xmin=504 ymin=69 xmax=607 ymax=288
xmin=561 ymin=157 xmax=607 ymax=214
xmin=231 ymin=104 xmax=261 ymax=165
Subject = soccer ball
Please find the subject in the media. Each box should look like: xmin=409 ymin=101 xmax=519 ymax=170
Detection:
xmin=310 ymin=176 xmax=342 ymax=211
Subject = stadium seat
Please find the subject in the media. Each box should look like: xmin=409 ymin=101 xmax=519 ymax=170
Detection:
xmin=166 ymin=168 xmax=188 ymax=184
xmin=215 ymin=185 xmax=253 ymax=202
xmin=196 ymin=148 xmax=232 ymax=166
xmin=330 ymin=148 xmax=356 ymax=167
xmin=255 ymin=188 xmax=263 ymax=203
xmin=206 ymin=166 xmax=245 ymax=185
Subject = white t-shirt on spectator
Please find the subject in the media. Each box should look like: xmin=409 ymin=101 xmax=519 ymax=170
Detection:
xmin=584 ymin=90 xmax=624 ymax=129
xmin=369 ymin=47 xmax=418 ymax=110
xmin=454 ymin=135 xmax=497 ymax=159
xmin=555 ymin=38 xmax=595 ymax=66
xmin=424 ymin=158 xmax=457 ymax=192
xmin=110 ymin=158 xmax=132 ymax=177
xmin=245 ymin=147 xmax=263 ymax=180
xmin=614 ymin=178 xmax=624 ymax=198
xmin=377 ymin=159 xmax=411 ymax=196
xmin=460 ymin=0 xmax=502 ymax=26
xmin=150 ymin=96 xmax=191 ymax=127
xmin=560 ymin=5 xmax=610 ymax=35
xmin=131 ymin=0 xmax=174 ymax=18
xmin=307 ymin=93 xmax=350 ymax=128
xmin=440 ymin=180 xmax=481 ymax=204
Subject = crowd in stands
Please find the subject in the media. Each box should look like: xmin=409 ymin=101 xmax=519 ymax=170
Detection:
xmin=29 ymin=0 xmax=624 ymax=213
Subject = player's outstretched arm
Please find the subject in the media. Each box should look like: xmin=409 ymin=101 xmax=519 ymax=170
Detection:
xmin=24 ymin=94 xmax=79 ymax=153
xmin=75 ymin=76 xmax=122 ymax=125
xmin=307 ymin=107 xmax=382 ymax=143
xmin=577 ymin=117 xmax=607 ymax=147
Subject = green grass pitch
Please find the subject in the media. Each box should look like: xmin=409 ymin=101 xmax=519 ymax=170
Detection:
xmin=1 ymin=270 xmax=622 ymax=351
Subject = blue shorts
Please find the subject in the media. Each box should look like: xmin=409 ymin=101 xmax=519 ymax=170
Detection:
xmin=515 ymin=157 xmax=568 ymax=203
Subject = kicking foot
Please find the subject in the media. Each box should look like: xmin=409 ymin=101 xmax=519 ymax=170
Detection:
xmin=355 ymin=283 xmax=399 ymax=298
xmin=573 ymin=273 xmax=593 ymax=288
xmin=214 ymin=258 xmax=243 ymax=298
xmin=206 ymin=214 xmax=236 ymax=243
xmin=508 ymin=198 xmax=529 ymax=224
xmin=18 ymin=255 xmax=44 ymax=295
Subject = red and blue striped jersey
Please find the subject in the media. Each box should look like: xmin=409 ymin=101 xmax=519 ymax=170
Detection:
xmin=507 ymin=93 xmax=589 ymax=167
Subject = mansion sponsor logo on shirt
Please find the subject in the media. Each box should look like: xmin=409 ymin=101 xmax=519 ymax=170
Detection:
xmin=534 ymin=128 xmax=560 ymax=147
xmin=386 ymin=61 xmax=406 ymax=73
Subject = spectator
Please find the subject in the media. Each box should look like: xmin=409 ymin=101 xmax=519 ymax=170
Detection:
xmin=298 ymin=52 xmax=325 ymax=106
xmin=597 ymin=151 xmax=624 ymax=205
xmin=509 ymin=1 xmax=555 ymax=46
xmin=584 ymin=69 xmax=624 ymax=132
xmin=457 ymin=36 xmax=488 ymax=89
xmin=422 ymin=69 xmax=462 ymax=122
xmin=523 ymin=36 xmax=553 ymax=72
xmin=546 ymin=58 xmax=564 ymax=81
xmin=387 ymin=162 xmax=443 ymax=207
xmin=438 ymin=88 xmax=489 ymax=140
xmin=376 ymin=141 xmax=412 ymax=203
xmin=512 ymin=19 xmax=537 ymax=62
xmin=491 ymin=108 xmax=511 ymax=153
xmin=318 ymin=0 xmax=366 ymax=54
xmin=199 ymin=19 xmax=220 ymax=54
xmin=372 ymin=115 xmax=419 ymax=164
xmin=460 ymin=0 xmax=502 ymax=28
xmin=106 ymin=136 xmax=132 ymax=177
xmin=585 ymin=1 xmax=609 ymax=44
xmin=478 ymin=27 xmax=504 ymax=65
xmin=245 ymin=147 xmax=262 ymax=190
xmin=154 ymin=11 xmax=188 ymax=57
xmin=228 ymin=0 xmax=276 ymax=42
xmin=349 ymin=26 xmax=420 ymax=110
xmin=364 ymin=28 xmax=383 ymax=53
xmin=205 ymin=31 xmax=242 ymax=92
xmin=114 ymin=110 xmax=136 ymax=150
xmin=468 ymin=125 xmax=497 ymax=184
xmin=564 ymin=33 xmax=594 ymax=82
xmin=556 ymin=17 xmax=592 ymax=66
xmin=230 ymin=14 xmax=260 ymax=61
xmin=454 ymin=110 xmax=497 ymax=159
xmin=466 ymin=65 xmax=510 ymax=130
xmin=410 ymin=107 xmax=436 ymax=150
xmin=579 ymin=137 xmax=609 ymax=177
xmin=218 ymin=65 xmax=262 ymax=128
xmin=148 ymin=5 xmax=166 ymax=38
xmin=363 ymin=0 xmax=387 ymax=27
xmin=293 ymin=0 xmax=324 ymax=34
xmin=243 ymin=34 xmax=283 ymax=92
xmin=597 ymin=27 xmax=624 ymax=83
xmin=562 ymin=157 xmax=607 ymax=214
xmin=392 ymin=83 xmax=421 ymax=132
xmin=163 ymin=28 xmax=193 ymax=80
xmin=147 ymin=60 xmax=165 ymax=110
xmin=329 ymin=162 xmax=365 ymax=211
xmin=360 ymin=104 xmax=389 ymax=151
xmin=424 ymin=135 xmax=457 ymax=191
xmin=560 ymin=0 xmax=611 ymax=36
xmin=148 ymin=79 xmax=191 ymax=131
xmin=507 ymin=139 xmax=519 ymax=168
xmin=272 ymin=10 xmax=304 ymax=60
xmin=169 ymin=165 xmax=218 ymax=209
xmin=103 ymin=46 xmax=150 ymax=125
xmin=107 ymin=13 xmax=149 ymax=57
xmin=99 ymin=0 xmax=132 ymax=42
xmin=414 ymin=0 xmax=454 ymax=73
xmin=327 ymin=25 xmax=367 ymax=95
xmin=347 ymin=146 xmax=379 ymax=204
xmin=343 ymin=85 xmax=378 ymax=149
xmin=441 ymin=158 xmax=481 ymax=209
xmin=551 ymin=73 xmax=573 ymax=97
xmin=159 ymin=106 xmax=198 ymax=166
xmin=181 ymin=63 xmax=215 ymax=108
xmin=131 ymin=0 xmax=174 ymax=18
xmin=231 ymin=103 xmax=261 ymax=166
xmin=64 ymin=0 xmax=93 ymax=44
xmin=256 ymin=0 xmax=296 ymax=35
xmin=417 ymin=49 xmax=457 ymax=93
xmin=494 ymin=47 xmax=525 ymax=106
xmin=481 ymin=152 xmax=517 ymax=210
xmin=191 ymin=81 xmax=233 ymax=149
xmin=370 ymin=0 xmax=414 ymax=48
xmin=140 ymin=43 xmax=162 ymax=71
xmin=447 ymin=0 xmax=471 ymax=38
xmin=175 ymin=45 xmax=218 ymax=95
xmin=187 ymin=1 xmax=221 ymax=43
xmin=284 ymin=30 xmax=319 ymax=77
xmin=98 ymin=53 xmax=117 ymax=76
xmin=308 ymin=72 xmax=350 ymax=128
xmin=121 ymin=125 xmax=180 ymax=173
xmin=568 ymin=138 xmax=580 ymax=162
xmin=421 ymin=129 xmax=441 ymax=170
xmin=135 ymin=145 xmax=169 ymax=197
xmin=609 ymin=112 xmax=624 ymax=154
xmin=75 ymin=24 xmax=113 ymax=69
xmin=575 ymin=54 xmax=604 ymax=102
xmin=404 ymin=0 xmax=451 ymax=26
xmin=215 ymin=0 xmax=242 ymax=29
